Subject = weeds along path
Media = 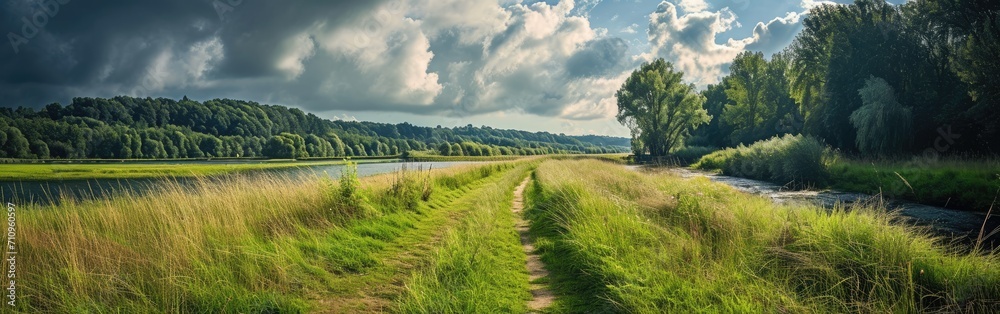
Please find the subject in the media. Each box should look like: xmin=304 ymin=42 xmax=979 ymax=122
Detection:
xmin=315 ymin=165 xmax=523 ymax=313
xmin=513 ymin=177 xmax=556 ymax=312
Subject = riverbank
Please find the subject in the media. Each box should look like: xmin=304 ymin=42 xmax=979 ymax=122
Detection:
xmin=0 ymin=158 xmax=401 ymax=181
xmin=691 ymin=135 xmax=1000 ymax=213
xmin=829 ymin=159 xmax=1000 ymax=211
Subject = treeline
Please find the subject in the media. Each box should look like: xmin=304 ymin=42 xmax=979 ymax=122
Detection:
xmin=689 ymin=0 xmax=999 ymax=156
xmin=0 ymin=96 xmax=627 ymax=160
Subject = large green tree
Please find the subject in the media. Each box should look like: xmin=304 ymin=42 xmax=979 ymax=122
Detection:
xmin=722 ymin=51 xmax=771 ymax=145
xmin=616 ymin=59 xmax=710 ymax=156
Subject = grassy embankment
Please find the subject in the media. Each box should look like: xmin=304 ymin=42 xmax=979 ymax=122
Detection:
xmin=0 ymin=158 xmax=399 ymax=181
xmin=13 ymin=160 xmax=532 ymax=312
xmin=829 ymin=159 xmax=1000 ymax=210
xmin=528 ymin=159 xmax=1000 ymax=312
xmin=693 ymin=135 xmax=1000 ymax=211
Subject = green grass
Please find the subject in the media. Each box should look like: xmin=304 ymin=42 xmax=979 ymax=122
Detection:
xmin=527 ymin=159 xmax=1000 ymax=313
xmin=693 ymin=134 xmax=831 ymax=187
xmin=394 ymin=162 xmax=536 ymax=313
xmin=0 ymin=158 xmax=399 ymax=181
xmin=14 ymin=160 xmax=523 ymax=312
xmin=693 ymin=135 xmax=1000 ymax=211
xmin=829 ymin=159 xmax=1000 ymax=210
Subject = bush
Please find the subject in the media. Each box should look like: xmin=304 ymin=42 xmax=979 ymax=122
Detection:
xmin=327 ymin=161 xmax=374 ymax=219
xmin=694 ymin=134 xmax=831 ymax=187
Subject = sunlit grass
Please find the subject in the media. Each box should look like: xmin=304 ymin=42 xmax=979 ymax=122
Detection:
xmin=528 ymin=159 xmax=1000 ymax=313
xmin=829 ymin=158 xmax=1000 ymax=210
xmin=395 ymin=162 xmax=536 ymax=313
xmin=15 ymin=161 xmax=518 ymax=312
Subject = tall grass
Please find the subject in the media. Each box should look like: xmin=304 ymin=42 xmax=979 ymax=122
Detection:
xmin=395 ymin=162 xmax=536 ymax=313
xmin=14 ymin=161 xmax=519 ymax=312
xmin=694 ymin=134 xmax=831 ymax=187
xmin=528 ymin=159 xmax=1000 ymax=313
xmin=829 ymin=158 xmax=1000 ymax=210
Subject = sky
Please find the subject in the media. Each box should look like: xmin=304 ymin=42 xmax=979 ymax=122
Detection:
xmin=1 ymin=0 xmax=899 ymax=137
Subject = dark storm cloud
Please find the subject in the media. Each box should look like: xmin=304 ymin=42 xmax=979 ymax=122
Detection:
xmin=565 ymin=37 xmax=629 ymax=78
xmin=0 ymin=0 xmax=383 ymax=107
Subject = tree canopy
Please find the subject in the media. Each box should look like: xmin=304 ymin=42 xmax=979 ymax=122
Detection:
xmin=686 ymin=0 xmax=999 ymax=156
xmin=616 ymin=59 xmax=710 ymax=156
xmin=0 ymin=96 xmax=629 ymax=160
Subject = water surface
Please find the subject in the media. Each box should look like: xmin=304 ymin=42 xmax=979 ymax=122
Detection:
xmin=1 ymin=161 xmax=481 ymax=205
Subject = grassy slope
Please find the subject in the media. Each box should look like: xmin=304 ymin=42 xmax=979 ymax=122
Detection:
xmin=394 ymin=162 xmax=537 ymax=313
xmin=528 ymin=159 xmax=1000 ymax=313
xmin=15 ymin=161 xmax=522 ymax=312
xmin=829 ymin=159 xmax=1000 ymax=210
xmin=0 ymin=158 xmax=399 ymax=181
xmin=694 ymin=135 xmax=1000 ymax=211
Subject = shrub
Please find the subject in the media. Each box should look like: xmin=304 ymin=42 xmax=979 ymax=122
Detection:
xmin=327 ymin=160 xmax=373 ymax=218
xmin=694 ymin=134 xmax=831 ymax=187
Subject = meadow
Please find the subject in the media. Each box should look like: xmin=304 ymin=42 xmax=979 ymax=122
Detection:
xmin=10 ymin=157 xmax=1000 ymax=313
xmin=14 ymin=160 xmax=533 ymax=312
xmin=528 ymin=159 xmax=1000 ymax=312
xmin=0 ymin=158 xmax=399 ymax=181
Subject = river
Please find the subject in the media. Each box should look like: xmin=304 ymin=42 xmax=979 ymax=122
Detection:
xmin=0 ymin=161 xmax=481 ymax=206
xmin=636 ymin=166 xmax=999 ymax=251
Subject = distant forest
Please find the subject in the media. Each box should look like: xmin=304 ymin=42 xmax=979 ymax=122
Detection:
xmin=0 ymin=96 xmax=629 ymax=160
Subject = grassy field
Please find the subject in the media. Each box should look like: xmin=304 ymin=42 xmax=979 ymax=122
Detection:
xmin=13 ymin=157 xmax=1000 ymax=312
xmin=0 ymin=158 xmax=399 ymax=181
xmin=528 ymin=159 xmax=1000 ymax=312
xmin=693 ymin=135 xmax=1000 ymax=211
xmin=13 ymin=160 xmax=531 ymax=312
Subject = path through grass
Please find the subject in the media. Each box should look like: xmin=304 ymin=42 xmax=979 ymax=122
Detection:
xmin=394 ymin=163 xmax=538 ymax=313
xmin=513 ymin=177 xmax=556 ymax=312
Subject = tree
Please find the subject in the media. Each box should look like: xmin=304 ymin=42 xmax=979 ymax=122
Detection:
xmin=438 ymin=142 xmax=452 ymax=156
xmin=615 ymin=59 xmax=710 ymax=156
xmin=849 ymin=77 xmax=913 ymax=156
xmin=29 ymin=139 xmax=49 ymax=159
xmin=263 ymin=135 xmax=295 ymax=159
xmin=723 ymin=51 xmax=771 ymax=145
xmin=690 ymin=83 xmax=731 ymax=148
